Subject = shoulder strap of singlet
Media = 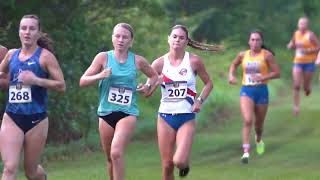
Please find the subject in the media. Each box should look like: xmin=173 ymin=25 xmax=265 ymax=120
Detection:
xmin=106 ymin=50 xmax=114 ymax=68
xmin=243 ymin=50 xmax=250 ymax=59
xmin=128 ymin=51 xmax=135 ymax=65
xmin=163 ymin=53 xmax=170 ymax=70
xmin=182 ymin=51 xmax=190 ymax=66
xmin=12 ymin=48 xmax=21 ymax=58
xmin=33 ymin=47 xmax=43 ymax=61
xmin=9 ymin=49 xmax=21 ymax=64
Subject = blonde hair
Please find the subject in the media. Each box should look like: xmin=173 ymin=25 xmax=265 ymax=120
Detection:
xmin=113 ymin=23 xmax=134 ymax=38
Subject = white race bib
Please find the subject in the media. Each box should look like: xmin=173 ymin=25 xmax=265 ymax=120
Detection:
xmin=165 ymin=81 xmax=188 ymax=99
xmin=244 ymin=73 xmax=262 ymax=85
xmin=295 ymin=49 xmax=305 ymax=57
xmin=9 ymin=84 xmax=32 ymax=103
xmin=107 ymin=86 xmax=133 ymax=106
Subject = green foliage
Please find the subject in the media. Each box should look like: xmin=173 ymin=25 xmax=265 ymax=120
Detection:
xmin=17 ymin=88 xmax=320 ymax=179
xmin=164 ymin=0 xmax=320 ymax=48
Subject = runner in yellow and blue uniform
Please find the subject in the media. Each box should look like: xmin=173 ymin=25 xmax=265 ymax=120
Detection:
xmin=287 ymin=17 xmax=320 ymax=115
xmin=229 ymin=30 xmax=280 ymax=164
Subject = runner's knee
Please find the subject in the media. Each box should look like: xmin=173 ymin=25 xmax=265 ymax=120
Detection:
xmin=110 ymin=148 xmax=123 ymax=161
xmin=293 ymin=84 xmax=300 ymax=91
xmin=2 ymin=162 xmax=19 ymax=176
xmin=243 ymin=119 xmax=253 ymax=127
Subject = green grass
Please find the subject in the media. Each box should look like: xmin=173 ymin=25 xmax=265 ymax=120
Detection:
xmin=10 ymin=48 xmax=320 ymax=179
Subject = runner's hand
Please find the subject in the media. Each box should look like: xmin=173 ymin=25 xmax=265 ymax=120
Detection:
xmin=192 ymin=101 xmax=202 ymax=113
xmin=228 ymin=75 xmax=237 ymax=85
xmin=18 ymin=70 xmax=38 ymax=85
xmin=137 ymin=83 xmax=151 ymax=97
xmin=99 ymin=68 xmax=112 ymax=79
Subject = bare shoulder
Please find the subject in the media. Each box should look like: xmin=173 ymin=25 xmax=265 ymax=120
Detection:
xmin=189 ymin=53 xmax=204 ymax=72
xmin=0 ymin=46 xmax=8 ymax=52
xmin=238 ymin=51 xmax=246 ymax=58
xmin=152 ymin=55 xmax=165 ymax=73
xmin=4 ymin=48 xmax=19 ymax=61
xmin=7 ymin=48 xmax=18 ymax=55
xmin=94 ymin=51 xmax=108 ymax=64
xmin=40 ymin=48 xmax=57 ymax=61
xmin=308 ymin=30 xmax=317 ymax=36
xmin=153 ymin=55 xmax=165 ymax=65
xmin=134 ymin=54 xmax=148 ymax=63
xmin=264 ymin=49 xmax=274 ymax=58
xmin=134 ymin=54 xmax=150 ymax=70
xmin=189 ymin=53 xmax=202 ymax=62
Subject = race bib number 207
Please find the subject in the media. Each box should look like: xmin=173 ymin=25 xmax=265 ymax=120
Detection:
xmin=165 ymin=81 xmax=187 ymax=99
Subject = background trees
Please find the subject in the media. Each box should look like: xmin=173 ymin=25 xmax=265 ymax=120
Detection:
xmin=0 ymin=0 xmax=319 ymax=143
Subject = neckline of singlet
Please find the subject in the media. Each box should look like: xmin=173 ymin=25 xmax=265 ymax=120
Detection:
xmin=248 ymin=49 xmax=263 ymax=58
xmin=16 ymin=47 xmax=41 ymax=63
xmin=111 ymin=50 xmax=132 ymax=65
xmin=165 ymin=52 xmax=188 ymax=68
xmin=297 ymin=30 xmax=309 ymax=35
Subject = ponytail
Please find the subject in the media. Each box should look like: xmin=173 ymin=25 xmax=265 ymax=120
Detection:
xmin=187 ymin=38 xmax=224 ymax=52
xmin=170 ymin=25 xmax=224 ymax=52
xmin=37 ymin=32 xmax=54 ymax=53
xmin=261 ymin=45 xmax=275 ymax=56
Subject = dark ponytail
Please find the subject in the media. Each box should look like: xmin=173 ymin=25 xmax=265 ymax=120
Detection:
xmin=21 ymin=14 xmax=54 ymax=53
xmin=170 ymin=25 xmax=224 ymax=52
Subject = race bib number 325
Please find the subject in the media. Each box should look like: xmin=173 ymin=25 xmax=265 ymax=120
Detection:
xmin=9 ymin=85 xmax=32 ymax=103
xmin=107 ymin=87 xmax=133 ymax=106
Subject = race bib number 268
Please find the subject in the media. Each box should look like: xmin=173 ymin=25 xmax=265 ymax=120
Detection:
xmin=9 ymin=85 xmax=32 ymax=103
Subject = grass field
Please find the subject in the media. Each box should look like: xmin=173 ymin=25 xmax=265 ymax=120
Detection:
xmin=13 ymin=84 xmax=320 ymax=180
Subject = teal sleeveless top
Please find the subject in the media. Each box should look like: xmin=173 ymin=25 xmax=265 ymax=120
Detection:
xmin=97 ymin=50 xmax=139 ymax=116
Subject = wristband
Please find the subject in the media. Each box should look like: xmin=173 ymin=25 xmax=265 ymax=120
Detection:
xmin=145 ymin=83 xmax=151 ymax=90
xmin=197 ymin=96 xmax=204 ymax=104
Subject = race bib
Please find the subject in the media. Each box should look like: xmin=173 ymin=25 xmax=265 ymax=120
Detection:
xmin=165 ymin=81 xmax=187 ymax=99
xmin=244 ymin=73 xmax=262 ymax=85
xmin=295 ymin=49 xmax=305 ymax=57
xmin=9 ymin=84 xmax=32 ymax=103
xmin=107 ymin=86 xmax=133 ymax=106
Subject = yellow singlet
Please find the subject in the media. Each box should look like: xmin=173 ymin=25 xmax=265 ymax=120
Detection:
xmin=293 ymin=30 xmax=318 ymax=64
xmin=242 ymin=49 xmax=269 ymax=86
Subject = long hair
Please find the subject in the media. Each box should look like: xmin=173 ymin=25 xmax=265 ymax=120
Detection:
xmin=21 ymin=14 xmax=54 ymax=53
xmin=170 ymin=25 xmax=224 ymax=52
xmin=249 ymin=30 xmax=275 ymax=56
